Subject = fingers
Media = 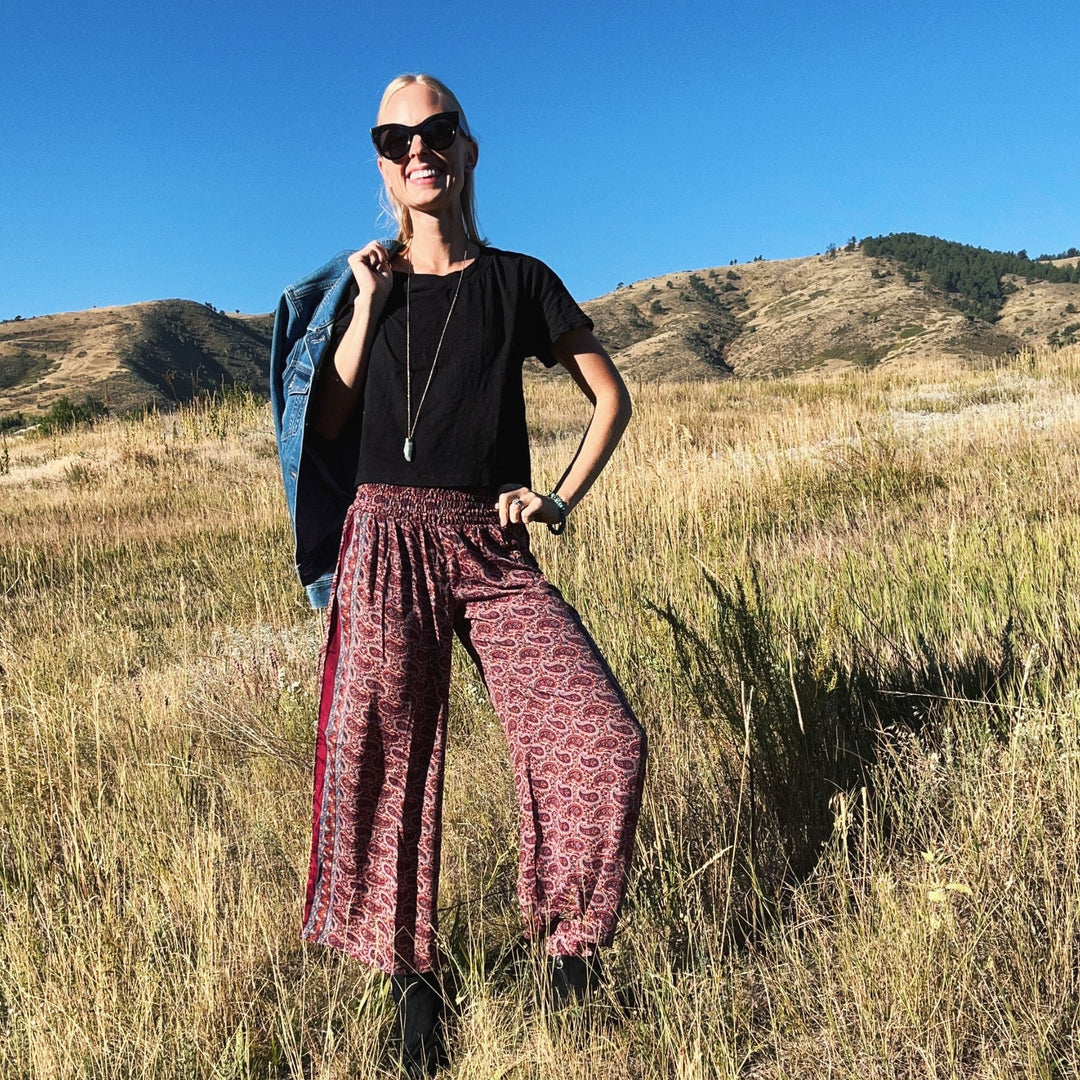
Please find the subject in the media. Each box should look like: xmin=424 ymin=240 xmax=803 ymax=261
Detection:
xmin=348 ymin=242 xmax=394 ymax=286
xmin=517 ymin=493 xmax=544 ymax=524
xmin=496 ymin=486 xmax=545 ymax=526
xmin=351 ymin=245 xmax=386 ymax=273
xmin=496 ymin=486 xmax=526 ymax=526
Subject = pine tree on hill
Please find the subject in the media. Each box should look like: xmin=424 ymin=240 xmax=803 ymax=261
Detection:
xmin=861 ymin=233 xmax=1080 ymax=322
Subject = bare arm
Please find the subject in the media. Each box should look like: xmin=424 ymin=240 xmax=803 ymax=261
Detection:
xmin=307 ymin=242 xmax=394 ymax=440
xmin=497 ymin=326 xmax=632 ymax=526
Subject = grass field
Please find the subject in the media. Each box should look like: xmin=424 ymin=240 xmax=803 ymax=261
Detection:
xmin=3 ymin=345 xmax=1080 ymax=1077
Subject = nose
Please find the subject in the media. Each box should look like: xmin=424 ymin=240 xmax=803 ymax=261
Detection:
xmin=408 ymin=132 xmax=425 ymax=157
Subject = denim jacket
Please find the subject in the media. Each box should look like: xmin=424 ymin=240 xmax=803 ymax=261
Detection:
xmin=270 ymin=250 xmax=360 ymax=608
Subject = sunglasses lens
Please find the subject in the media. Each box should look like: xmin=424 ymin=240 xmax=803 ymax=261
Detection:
xmin=376 ymin=126 xmax=411 ymax=160
xmin=421 ymin=115 xmax=457 ymax=151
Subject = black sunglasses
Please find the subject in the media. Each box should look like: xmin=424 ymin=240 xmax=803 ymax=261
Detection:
xmin=370 ymin=111 xmax=460 ymax=162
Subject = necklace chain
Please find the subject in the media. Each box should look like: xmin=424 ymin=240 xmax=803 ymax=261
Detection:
xmin=403 ymin=246 xmax=468 ymax=462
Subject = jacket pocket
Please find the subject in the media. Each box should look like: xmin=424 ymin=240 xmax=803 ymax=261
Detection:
xmin=281 ymin=341 xmax=314 ymax=441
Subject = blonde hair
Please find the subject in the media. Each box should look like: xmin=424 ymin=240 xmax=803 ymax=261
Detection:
xmin=375 ymin=74 xmax=486 ymax=249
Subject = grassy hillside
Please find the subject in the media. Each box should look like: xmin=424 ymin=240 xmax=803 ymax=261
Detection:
xmin=7 ymin=237 xmax=1080 ymax=419
xmin=583 ymin=248 xmax=1080 ymax=381
xmin=0 ymin=302 xmax=273 ymax=417
xmin=3 ymin=344 xmax=1080 ymax=1076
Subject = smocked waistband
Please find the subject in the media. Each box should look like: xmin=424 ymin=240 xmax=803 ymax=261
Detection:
xmin=352 ymin=484 xmax=504 ymax=524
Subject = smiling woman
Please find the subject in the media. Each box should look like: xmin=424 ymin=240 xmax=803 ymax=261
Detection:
xmin=369 ymin=77 xmax=483 ymax=252
xmin=269 ymin=72 xmax=646 ymax=1078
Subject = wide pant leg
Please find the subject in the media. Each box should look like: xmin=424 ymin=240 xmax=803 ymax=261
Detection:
xmin=302 ymin=494 xmax=455 ymax=974
xmin=452 ymin=526 xmax=647 ymax=958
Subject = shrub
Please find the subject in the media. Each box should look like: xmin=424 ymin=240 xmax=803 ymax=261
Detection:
xmin=38 ymin=396 xmax=110 ymax=434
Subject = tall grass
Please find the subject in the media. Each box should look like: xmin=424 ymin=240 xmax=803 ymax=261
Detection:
xmin=3 ymin=350 xmax=1080 ymax=1076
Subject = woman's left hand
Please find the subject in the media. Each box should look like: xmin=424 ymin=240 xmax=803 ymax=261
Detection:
xmin=496 ymin=485 xmax=564 ymax=527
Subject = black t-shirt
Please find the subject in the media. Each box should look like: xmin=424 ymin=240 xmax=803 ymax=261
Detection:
xmin=350 ymin=246 xmax=591 ymax=490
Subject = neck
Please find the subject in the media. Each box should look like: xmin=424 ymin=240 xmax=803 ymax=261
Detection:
xmin=404 ymin=215 xmax=471 ymax=275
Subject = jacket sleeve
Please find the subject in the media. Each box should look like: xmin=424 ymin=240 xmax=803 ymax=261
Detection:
xmin=268 ymin=254 xmax=363 ymax=610
xmin=270 ymin=288 xmax=296 ymax=448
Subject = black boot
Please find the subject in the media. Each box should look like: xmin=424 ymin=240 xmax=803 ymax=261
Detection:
xmin=543 ymin=953 xmax=604 ymax=1011
xmin=390 ymin=971 xmax=446 ymax=1078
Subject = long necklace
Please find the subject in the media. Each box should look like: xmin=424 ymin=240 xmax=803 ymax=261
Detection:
xmin=403 ymin=245 xmax=468 ymax=462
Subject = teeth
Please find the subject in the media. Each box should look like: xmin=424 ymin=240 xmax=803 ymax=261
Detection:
xmin=409 ymin=168 xmax=441 ymax=180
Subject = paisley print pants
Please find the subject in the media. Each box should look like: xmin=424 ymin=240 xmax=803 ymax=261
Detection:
xmin=301 ymin=485 xmax=646 ymax=974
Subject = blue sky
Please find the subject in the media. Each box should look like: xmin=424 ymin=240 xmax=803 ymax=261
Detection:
xmin=2 ymin=0 xmax=1078 ymax=320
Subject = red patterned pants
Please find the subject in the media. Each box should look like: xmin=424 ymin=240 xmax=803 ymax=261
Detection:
xmin=301 ymin=485 xmax=646 ymax=974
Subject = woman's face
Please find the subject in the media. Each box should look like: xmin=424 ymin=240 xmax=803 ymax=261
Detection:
xmin=376 ymin=83 xmax=477 ymax=224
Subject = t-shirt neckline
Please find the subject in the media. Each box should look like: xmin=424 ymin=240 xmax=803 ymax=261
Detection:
xmin=393 ymin=247 xmax=488 ymax=281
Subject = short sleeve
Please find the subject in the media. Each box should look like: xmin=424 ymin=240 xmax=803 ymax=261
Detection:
xmin=521 ymin=257 xmax=593 ymax=368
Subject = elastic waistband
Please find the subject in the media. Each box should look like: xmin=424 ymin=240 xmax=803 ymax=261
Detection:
xmin=353 ymin=484 xmax=502 ymax=525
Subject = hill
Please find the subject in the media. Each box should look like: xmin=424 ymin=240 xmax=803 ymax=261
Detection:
xmin=0 ymin=301 xmax=273 ymax=417
xmin=579 ymin=243 xmax=1080 ymax=381
xmin=5 ymin=236 xmax=1080 ymax=416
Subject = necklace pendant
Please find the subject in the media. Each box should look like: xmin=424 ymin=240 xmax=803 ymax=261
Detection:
xmin=403 ymin=437 xmax=414 ymax=462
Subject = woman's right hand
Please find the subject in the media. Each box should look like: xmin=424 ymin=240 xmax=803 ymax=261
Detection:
xmin=347 ymin=242 xmax=395 ymax=314
xmin=308 ymin=242 xmax=393 ymax=440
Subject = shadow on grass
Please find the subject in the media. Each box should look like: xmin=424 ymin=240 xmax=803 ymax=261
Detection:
xmin=643 ymin=566 xmax=1018 ymax=963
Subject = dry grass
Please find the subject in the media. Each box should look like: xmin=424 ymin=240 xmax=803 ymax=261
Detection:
xmin=4 ymin=348 xmax=1080 ymax=1077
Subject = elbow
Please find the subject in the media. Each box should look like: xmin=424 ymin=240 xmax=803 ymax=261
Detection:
xmin=615 ymin=381 xmax=633 ymax=433
xmin=594 ymin=377 xmax=631 ymax=440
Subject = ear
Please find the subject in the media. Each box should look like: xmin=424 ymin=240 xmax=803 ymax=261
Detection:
xmin=465 ymin=137 xmax=479 ymax=173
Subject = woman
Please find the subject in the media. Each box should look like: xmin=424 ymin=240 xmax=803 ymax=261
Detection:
xmin=296 ymin=73 xmax=646 ymax=1076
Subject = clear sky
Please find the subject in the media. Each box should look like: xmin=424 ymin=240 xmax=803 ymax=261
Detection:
xmin=2 ymin=0 xmax=1078 ymax=321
